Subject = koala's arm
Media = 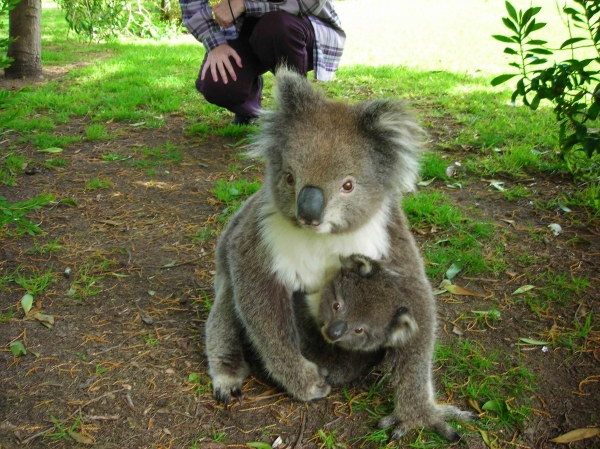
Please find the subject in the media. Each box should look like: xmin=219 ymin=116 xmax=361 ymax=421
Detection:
xmin=230 ymin=252 xmax=331 ymax=401
xmin=207 ymin=195 xmax=330 ymax=402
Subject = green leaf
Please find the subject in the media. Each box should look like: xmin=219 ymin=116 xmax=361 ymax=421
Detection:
xmin=505 ymin=1 xmax=518 ymax=22
xmin=530 ymin=94 xmax=540 ymax=110
xmin=492 ymin=34 xmax=516 ymax=43
xmin=246 ymin=443 xmax=272 ymax=449
xmin=21 ymin=293 xmax=34 ymax=314
xmin=417 ymin=177 xmax=436 ymax=186
xmin=527 ymin=48 xmax=553 ymax=55
xmin=445 ymin=263 xmax=462 ymax=280
xmin=491 ymin=74 xmax=517 ymax=86
xmin=9 ymin=341 xmax=27 ymax=357
xmin=504 ymin=47 xmax=518 ymax=55
xmin=163 ymin=261 xmax=176 ymax=267
xmin=59 ymin=198 xmax=77 ymax=207
xmin=482 ymin=399 xmax=508 ymax=413
xmin=519 ymin=337 xmax=550 ymax=345
xmin=38 ymin=147 xmax=63 ymax=153
xmin=560 ymin=37 xmax=587 ymax=49
xmin=512 ymin=285 xmax=535 ymax=295
xmin=502 ymin=17 xmax=519 ymax=34
xmin=526 ymin=39 xmax=547 ymax=45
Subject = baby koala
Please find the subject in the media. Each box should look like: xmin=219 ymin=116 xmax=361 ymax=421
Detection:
xmin=317 ymin=254 xmax=419 ymax=352
xmin=301 ymin=254 xmax=477 ymax=442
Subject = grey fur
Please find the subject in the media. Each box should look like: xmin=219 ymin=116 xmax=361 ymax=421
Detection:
xmin=205 ymin=67 xmax=467 ymax=440
xmin=311 ymin=255 xmax=478 ymax=441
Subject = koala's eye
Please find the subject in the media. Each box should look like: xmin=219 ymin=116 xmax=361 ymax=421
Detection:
xmin=286 ymin=173 xmax=295 ymax=186
xmin=341 ymin=180 xmax=354 ymax=193
xmin=354 ymin=327 xmax=364 ymax=334
xmin=332 ymin=302 xmax=341 ymax=311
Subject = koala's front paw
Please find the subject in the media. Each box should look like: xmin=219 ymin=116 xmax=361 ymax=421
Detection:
xmin=211 ymin=373 xmax=245 ymax=406
xmin=290 ymin=359 xmax=331 ymax=402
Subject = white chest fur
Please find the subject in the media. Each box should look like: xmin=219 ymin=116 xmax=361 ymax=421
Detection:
xmin=259 ymin=202 xmax=391 ymax=297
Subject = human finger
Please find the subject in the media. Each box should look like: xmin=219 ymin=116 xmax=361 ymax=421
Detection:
xmin=223 ymin=56 xmax=237 ymax=82
xmin=217 ymin=60 xmax=229 ymax=84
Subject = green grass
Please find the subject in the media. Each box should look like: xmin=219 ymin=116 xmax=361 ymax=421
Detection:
xmin=212 ymin=177 xmax=262 ymax=222
xmin=436 ymin=339 xmax=536 ymax=430
xmin=85 ymin=177 xmax=112 ymax=190
xmin=402 ymin=190 xmax=502 ymax=279
xmin=13 ymin=265 xmax=56 ymax=295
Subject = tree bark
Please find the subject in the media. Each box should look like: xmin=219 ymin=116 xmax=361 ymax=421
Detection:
xmin=4 ymin=0 xmax=42 ymax=79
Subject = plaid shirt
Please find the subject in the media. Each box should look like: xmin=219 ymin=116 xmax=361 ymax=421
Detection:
xmin=179 ymin=0 xmax=345 ymax=81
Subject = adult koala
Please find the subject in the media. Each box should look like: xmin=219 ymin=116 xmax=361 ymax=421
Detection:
xmin=205 ymin=68 xmax=423 ymax=404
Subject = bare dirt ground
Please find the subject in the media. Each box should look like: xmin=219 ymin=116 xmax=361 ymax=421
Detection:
xmin=0 ymin=108 xmax=599 ymax=449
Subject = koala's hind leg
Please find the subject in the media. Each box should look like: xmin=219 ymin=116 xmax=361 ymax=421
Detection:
xmin=378 ymin=347 xmax=477 ymax=442
xmin=205 ymin=274 xmax=249 ymax=405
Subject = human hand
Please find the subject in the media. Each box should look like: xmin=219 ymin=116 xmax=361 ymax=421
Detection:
xmin=213 ymin=0 xmax=246 ymax=28
xmin=201 ymin=44 xmax=243 ymax=84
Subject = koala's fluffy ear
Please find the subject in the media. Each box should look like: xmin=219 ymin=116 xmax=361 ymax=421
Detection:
xmin=385 ymin=306 xmax=419 ymax=347
xmin=339 ymin=254 xmax=378 ymax=278
xmin=354 ymin=99 xmax=426 ymax=193
xmin=247 ymin=66 xmax=324 ymax=160
xmin=273 ymin=66 xmax=324 ymax=115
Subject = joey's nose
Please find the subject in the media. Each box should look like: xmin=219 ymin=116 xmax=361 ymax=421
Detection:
xmin=326 ymin=321 xmax=347 ymax=341
xmin=297 ymin=186 xmax=324 ymax=226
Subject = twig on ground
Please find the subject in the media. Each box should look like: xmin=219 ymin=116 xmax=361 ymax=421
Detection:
xmin=18 ymin=427 xmax=54 ymax=445
xmin=294 ymin=411 xmax=307 ymax=449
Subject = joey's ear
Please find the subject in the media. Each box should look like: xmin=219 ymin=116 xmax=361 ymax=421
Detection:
xmin=274 ymin=66 xmax=324 ymax=115
xmin=339 ymin=254 xmax=378 ymax=277
xmin=385 ymin=306 xmax=419 ymax=347
xmin=354 ymin=99 xmax=426 ymax=193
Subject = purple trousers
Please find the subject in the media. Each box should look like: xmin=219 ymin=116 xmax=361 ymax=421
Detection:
xmin=196 ymin=11 xmax=315 ymax=119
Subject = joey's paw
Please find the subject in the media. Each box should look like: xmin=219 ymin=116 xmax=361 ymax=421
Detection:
xmin=291 ymin=360 xmax=331 ymax=402
xmin=212 ymin=375 xmax=244 ymax=406
xmin=440 ymin=404 xmax=479 ymax=422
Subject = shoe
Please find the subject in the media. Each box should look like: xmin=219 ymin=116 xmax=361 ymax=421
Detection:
xmin=233 ymin=115 xmax=259 ymax=126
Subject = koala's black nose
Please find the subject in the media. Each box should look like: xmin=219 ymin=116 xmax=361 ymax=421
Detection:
xmin=326 ymin=320 xmax=347 ymax=341
xmin=297 ymin=186 xmax=324 ymax=226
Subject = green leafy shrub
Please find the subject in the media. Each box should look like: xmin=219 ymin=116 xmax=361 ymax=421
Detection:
xmin=492 ymin=0 xmax=600 ymax=180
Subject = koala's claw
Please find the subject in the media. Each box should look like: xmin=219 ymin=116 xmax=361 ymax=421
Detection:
xmin=214 ymin=387 xmax=244 ymax=407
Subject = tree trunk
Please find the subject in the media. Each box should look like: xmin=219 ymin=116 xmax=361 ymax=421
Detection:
xmin=4 ymin=0 xmax=42 ymax=79
xmin=161 ymin=0 xmax=172 ymax=20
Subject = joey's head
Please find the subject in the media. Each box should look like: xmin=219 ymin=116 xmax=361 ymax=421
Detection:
xmin=318 ymin=255 xmax=418 ymax=351
xmin=249 ymin=68 xmax=425 ymax=234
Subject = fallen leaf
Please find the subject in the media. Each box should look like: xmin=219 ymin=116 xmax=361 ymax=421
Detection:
xmin=468 ymin=398 xmax=482 ymax=413
xmin=548 ymin=223 xmax=562 ymax=236
xmin=95 ymin=219 xmax=121 ymax=226
xmin=417 ymin=177 xmax=436 ymax=186
xmin=445 ymin=262 xmax=462 ymax=281
xmin=165 ymin=368 xmax=175 ymax=375
xmin=512 ymin=285 xmax=535 ymax=295
xmin=67 ymin=430 xmax=94 ymax=444
xmin=9 ymin=341 xmax=27 ymax=357
xmin=21 ymin=294 xmax=33 ymax=314
xmin=482 ymin=399 xmax=507 ymax=413
xmin=444 ymin=284 xmax=486 ymax=297
xmin=38 ymin=147 xmax=63 ymax=153
xmin=246 ymin=443 xmax=272 ymax=449
xmin=490 ymin=181 xmax=505 ymax=191
xmin=557 ymin=202 xmax=572 ymax=213
xmin=519 ymin=338 xmax=550 ymax=345
xmin=33 ymin=313 xmax=55 ymax=326
xmin=452 ymin=325 xmax=464 ymax=336
xmin=59 ymin=198 xmax=77 ymax=207
xmin=550 ymin=427 xmax=600 ymax=443
xmin=163 ymin=261 xmax=176 ymax=267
